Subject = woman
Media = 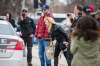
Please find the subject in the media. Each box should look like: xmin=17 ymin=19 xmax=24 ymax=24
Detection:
xmin=52 ymin=21 xmax=72 ymax=66
xmin=6 ymin=12 xmax=16 ymax=28
xmin=71 ymin=16 xmax=100 ymax=66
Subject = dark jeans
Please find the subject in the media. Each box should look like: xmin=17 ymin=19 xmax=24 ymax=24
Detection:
xmin=54 ymin=42 xmax=73 ymax=66
xmin=22 ymin=36 xmax=33 ymax=63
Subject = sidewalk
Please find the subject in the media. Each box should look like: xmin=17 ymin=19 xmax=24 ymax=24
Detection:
xmin=32 ymin=45 xmax=68 ymax=66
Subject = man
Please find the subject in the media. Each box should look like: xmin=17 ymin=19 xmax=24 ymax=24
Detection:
xmin=72 ymin=4 xmax=83 ymax=28
xmin=82 ymin=5 xmax=94 ymax=16
xmin=35 ymin=5 xmax=55 ymax=66
xmin=18 ymin=8 xmax=35 ymax=66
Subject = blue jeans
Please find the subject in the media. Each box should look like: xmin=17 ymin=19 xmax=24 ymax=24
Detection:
xmin=38 ymin=39 xmax=51 ymax=66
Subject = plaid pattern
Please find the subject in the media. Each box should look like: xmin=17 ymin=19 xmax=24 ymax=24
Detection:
xmin=35 ymin=16 xmax=49 ymax=39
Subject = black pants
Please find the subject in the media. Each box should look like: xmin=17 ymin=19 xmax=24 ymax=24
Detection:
xmin=54 ymin=42 xmax=73 ymax=66
xmin=22 ymin=36 xmax=32 ymax=63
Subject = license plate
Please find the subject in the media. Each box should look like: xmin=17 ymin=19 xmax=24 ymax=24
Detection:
xmin=0 ymin=49 xmax=6 ymax=53
xmin=0 ymin=39 xmax=7 ymax=44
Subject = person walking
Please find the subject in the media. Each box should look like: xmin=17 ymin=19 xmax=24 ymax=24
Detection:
xmin=35 ymin=5 xmax=55 ymax=66
xmin=71 ymin=16 xmax=100 ymax=66
xmin=18 ymin=8 xmax=35 ymax=66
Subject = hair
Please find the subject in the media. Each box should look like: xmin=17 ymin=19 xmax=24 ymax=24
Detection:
xmin=76 ymin=4 xmax=83 ymax=11
xmin=6 ymin=12 xmax=12 ymax=20
xmin=67 ymin=14 xmax=74 ymax=24
xmin=72 ymin=16 xmax=100 ymax=42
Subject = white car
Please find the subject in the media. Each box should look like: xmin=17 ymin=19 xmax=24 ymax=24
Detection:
xmin=0 ymin=16 xmax=6 ymax=20
xmin=53 ymin=13 xmax=66 ymax=23
xmin=0 ymin=20 xmax=27 ymax=66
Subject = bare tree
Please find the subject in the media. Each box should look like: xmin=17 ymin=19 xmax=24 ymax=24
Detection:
xmin=0 ymin=0 xmax=22 ymax=16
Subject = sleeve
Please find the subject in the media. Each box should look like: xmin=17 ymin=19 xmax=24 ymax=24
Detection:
xmin=11 ymin=19 xmax=17 ymax=28
xmin=35 ymin=17 xmax=41 ymax=38
xmin=30 ymin=18 xmax=36 ymax=34
xmin=70 ymin=37 xmax=78 ymax=54
xmin=16 ymin=19 xmax=21 ymax=32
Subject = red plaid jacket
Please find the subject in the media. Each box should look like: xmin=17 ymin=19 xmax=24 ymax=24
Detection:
xmin=35 ymin=16 xmax=49 ymax=39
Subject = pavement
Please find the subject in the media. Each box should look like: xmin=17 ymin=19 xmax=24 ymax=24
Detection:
xmin=32 ymin=45 xmax=68 ymax=66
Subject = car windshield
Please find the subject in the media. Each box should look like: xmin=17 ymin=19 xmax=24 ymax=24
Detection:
xmin=0 ymin=24 xmax=16 ymax=35
xmin=54 ymin=18 xmax=66 ymax=23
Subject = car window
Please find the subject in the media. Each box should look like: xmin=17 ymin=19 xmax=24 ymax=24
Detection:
xmin=54 ymin=18 xmax=66 ymax=23
xmin=0 ymin=24 xmax=16 ymax=35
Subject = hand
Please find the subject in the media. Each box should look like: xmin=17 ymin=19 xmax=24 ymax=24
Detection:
xmin=30 ymin=34 xmax=34 ymax=37
xmin=20 ymin=15 xmax=24 ymax=21
xmin=63 ymin=41 xmax=69 ymax=48
xmin=20 ymin=13 xmax=24 ymax=21
xmin=17 ymin=32 xmax=22 ymax=36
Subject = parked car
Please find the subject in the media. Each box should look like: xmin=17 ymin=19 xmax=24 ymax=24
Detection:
xmin=53 ymin=13 xmax=66 ymax=23
xmin=0 ymin=16 xmax=6 ymax=20
xmin=0 ymin=20 xmax=27 ymax=66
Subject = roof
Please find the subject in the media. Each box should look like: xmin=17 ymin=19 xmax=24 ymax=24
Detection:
xmin=0 ymin=16 xmax=6 ymax=20
xmin=0 ymin=20 xmax=10 ymax=25
xmin=53 ymin=13 xmax=66 ymax=18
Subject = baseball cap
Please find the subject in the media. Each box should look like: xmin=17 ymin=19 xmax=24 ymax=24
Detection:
xmin=83 ymin=5 xmax=94 ymax=15
xmin=42 ymin=5 xmax=49 ymax=10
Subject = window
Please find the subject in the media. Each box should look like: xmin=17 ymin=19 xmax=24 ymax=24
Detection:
xmin=0 ymin=24 xmax=16 ymax=35
xmin=54 ymin=18 xmax=66 ymax=23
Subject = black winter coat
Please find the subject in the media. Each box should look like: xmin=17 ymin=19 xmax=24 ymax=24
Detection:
xmin=51 ymin=25 xmax=70 ymax=50
xmin=18 ymin=17 xmax=35 ymax=37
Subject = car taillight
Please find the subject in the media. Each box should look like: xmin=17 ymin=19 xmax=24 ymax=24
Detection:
xmin=15 ymin=41 xmax=25 ymax=50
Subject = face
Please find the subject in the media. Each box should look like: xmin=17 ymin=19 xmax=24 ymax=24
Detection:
xmin=74 ymin=6 xmax=80 ymax=16
xmin=43 ymin=9 xmax=49 ymax=16
xmin=6 ymin=13 xmax=10 ymax=19
xmin=21 ymin=10 xmax=28 ymax=18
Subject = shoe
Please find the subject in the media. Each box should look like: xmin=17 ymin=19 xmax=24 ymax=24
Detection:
xmin=28 ymin=63 xmax=32 ymax=66
xmin=27 ymin=62 xmax=32 ymax=66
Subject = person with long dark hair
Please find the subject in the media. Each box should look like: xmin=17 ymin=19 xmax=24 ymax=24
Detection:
xmin=71 ymin=16 xmax=100 ymax=66
xmin=6 ymin=12 xmax=16 ymax=28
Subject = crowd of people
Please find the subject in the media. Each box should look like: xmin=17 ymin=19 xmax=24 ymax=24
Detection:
xmin=4 ymin=4 xmax=100 ymax=66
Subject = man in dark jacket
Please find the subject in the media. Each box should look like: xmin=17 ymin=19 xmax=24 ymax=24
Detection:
xmin=18 ymin=8 xmax=35 ymax=66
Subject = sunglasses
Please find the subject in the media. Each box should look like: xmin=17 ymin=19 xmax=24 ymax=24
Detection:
xmin=22 ymin=10 xmax=27 ymax=12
